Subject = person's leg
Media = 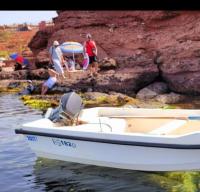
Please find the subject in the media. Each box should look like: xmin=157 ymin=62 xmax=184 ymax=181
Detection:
xmin=93 ymin=56 xmax=99 ymax=75
xmin=41 ymin=85 xmax=45 ymax=95
xmin=89 ymin=63 xmax=92 ymax=76
xmin=41 ymin=85 xmax=48 ymax=95
xmin=63 ymin=61 xmax=71 ymax=78
xmin=93 ymin=61 xmax=99 ymax=75
xmin=53 ymin=60 xmax=66 ymax=79
xmin=92 ymin=62 xmax=96 ymax=74
xmin=15 ymin=63 xmax=22 ymax=71
xmin=88 ymin=56 xmax=96 ymax=76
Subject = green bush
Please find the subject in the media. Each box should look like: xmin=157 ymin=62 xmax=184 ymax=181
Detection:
xmin=0 ymin=50 xmax=9 ymax=58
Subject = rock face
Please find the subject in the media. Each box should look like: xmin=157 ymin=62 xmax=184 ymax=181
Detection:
xmin=0 ymin=69 xmax=49 ymax=80
xmin=28 ymin=11 xmax=200 ymax=95
xmin=99 ymin=57 xmax=117 ymax=70
xmin=35 ymin=50 xmax=50 ymax=68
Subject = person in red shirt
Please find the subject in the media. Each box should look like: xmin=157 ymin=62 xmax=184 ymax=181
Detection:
xmin=83 ymin=33 xmax=98 ymax=77
xmin=14 ymin=55 xmax=24 ymax=71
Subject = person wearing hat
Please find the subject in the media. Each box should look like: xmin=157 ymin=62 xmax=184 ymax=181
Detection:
xmin=83 ymin=33 xmax=98 ymax=77
xmin=49 ymin=40 xmax=66 ymax=79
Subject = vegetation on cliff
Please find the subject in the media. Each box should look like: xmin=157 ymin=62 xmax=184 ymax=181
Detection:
xmin=0 ymin=29 xmax=37 ymax=58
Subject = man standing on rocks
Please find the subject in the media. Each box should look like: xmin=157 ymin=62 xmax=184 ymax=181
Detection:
xmin=49 ymin=40 xmax=66 ymax=79
xmin=83 ymin=33 xmax=98 ymax=77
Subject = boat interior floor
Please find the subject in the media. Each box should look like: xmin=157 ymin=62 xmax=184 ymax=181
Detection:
xmin=54 ymin=117 xmax=200 ymax=136
xmin=118 ymin=117 xmax=200 ymax=136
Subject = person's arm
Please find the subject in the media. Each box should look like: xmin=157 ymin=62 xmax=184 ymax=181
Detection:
xmin=83 ymin=42 xmax=87 ymax=54
xmin=48 ymin=68 xmax=59 ymax=77
xmin=61 ymin=55 xmax=65 ymax=64
xmin=49 ymin=47 xmax=54 ymax=64
xmin=93 ymin=41 xmax=97 ymax=56
xmin=49 ymin=54 xmax=53 ymax=64
xmin=64 ymin=59 xmax=70 ymax=71
xmin=58 ymin=47 xmax=65 ymax=64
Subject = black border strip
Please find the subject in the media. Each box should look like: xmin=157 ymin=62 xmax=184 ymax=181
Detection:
xmin=15 ymin=129 xmax=200 ymax=149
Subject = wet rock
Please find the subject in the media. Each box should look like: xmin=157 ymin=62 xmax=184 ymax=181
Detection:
xmin=7 ymin=82 xmax=21 ymax=89
xmin=81 ymin=91 xmax=137 ymax=107
xmin=155 ymin=92 xmax=186 ymax=104
xmin=136 ymin=82 xmax=169 ymax=100
xmin=83 ymin=92 xmax=109 ymax=100
xmin=50 ymin=86 xmax=71 ymax=94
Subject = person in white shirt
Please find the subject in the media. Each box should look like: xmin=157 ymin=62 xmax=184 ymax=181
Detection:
xmin=49 ymin=40 xmax=66 ymax=79
xmin=41 ymin=68 xmax=59 ymax=95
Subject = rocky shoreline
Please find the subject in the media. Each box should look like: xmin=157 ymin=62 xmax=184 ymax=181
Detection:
xmin=1 ymin=78 xmax=200 ymax=112
xmin=2 ymin=11 xmax=200 ymax=111
xmin=27 ymin=11 xmax=200 ymax=95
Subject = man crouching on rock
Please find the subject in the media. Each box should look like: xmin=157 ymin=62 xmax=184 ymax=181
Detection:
xmin=41 ymin=68 xmax=59 ymax=95
xmin=49 ymin=40 xmax=66 ymax=80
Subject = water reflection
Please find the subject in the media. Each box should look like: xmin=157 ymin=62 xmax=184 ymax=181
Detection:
xmin=33 ymin=157 xmax=200 ymax=192
xmin=33 ymin=159 xmax=164 ymax=192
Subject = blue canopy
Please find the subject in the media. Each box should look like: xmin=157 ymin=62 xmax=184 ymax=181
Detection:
xmin=10 ymin=53 xmax=18 ymax=59
xmin=60 ymin=42 xmax=83 ymax=54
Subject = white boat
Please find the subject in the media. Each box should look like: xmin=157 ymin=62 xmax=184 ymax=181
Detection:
xmin=15 ymin=92 xmax=200 ymax=171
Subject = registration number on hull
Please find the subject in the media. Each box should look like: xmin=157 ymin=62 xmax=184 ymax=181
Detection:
xmin=27 ymin=135 xmax=38 ymax=141
xmin=52 ymin=138 xmax=76 ymax=148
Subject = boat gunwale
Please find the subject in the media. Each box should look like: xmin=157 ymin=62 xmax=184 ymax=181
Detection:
xmin=15 ymin=129 xmax=200 ymax=149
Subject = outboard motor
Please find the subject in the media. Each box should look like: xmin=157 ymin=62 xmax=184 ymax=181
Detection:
xmin=45 ymin=92 xmax=84 ymax=124
xmin=59 ymin=92 xmax=84 ymax=121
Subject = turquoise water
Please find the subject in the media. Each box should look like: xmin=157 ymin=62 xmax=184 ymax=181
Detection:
xmin=0 ymin=94 xmax=200 ymax=192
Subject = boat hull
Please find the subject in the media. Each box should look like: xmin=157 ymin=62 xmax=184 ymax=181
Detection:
xmin=24 ymin=134 xmax=200 ymax=171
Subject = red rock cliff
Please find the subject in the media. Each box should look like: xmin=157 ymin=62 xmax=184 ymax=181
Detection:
xmin=29 ymin=11 xmax=200 ymax=95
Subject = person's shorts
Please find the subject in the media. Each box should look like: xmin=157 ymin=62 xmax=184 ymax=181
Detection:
xmin=89 ymin=56 xmax=98 ymax=64
xmin=44 ymin=77 xmax=57 ymax=89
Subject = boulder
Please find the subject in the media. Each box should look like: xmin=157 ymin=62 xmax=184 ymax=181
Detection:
xmin=83 ymin=92 xmax=109 ymax=100
xmin=145 ymin=82 xmax=169 ymax=94
xmin=155 ymin=92 xmax=186 ymax=104
xmin=136 ymin=88 xmax=158 ymax=100
xmin=136 ymin=82 xmax=169 ymax=100
xmin=99 ymin=57 xmax=117 ymax=70
xmin=0 ymin=69 xmax=49 ymax=80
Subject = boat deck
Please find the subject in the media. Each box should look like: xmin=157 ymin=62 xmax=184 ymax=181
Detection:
xmin=123 ymin=118 xmax=200 ymax=136
xmin=54 ymin=116 xmax=200 ymax=136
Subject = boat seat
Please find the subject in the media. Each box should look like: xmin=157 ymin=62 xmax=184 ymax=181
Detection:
xmin=79 ymin=116 xmax=127 ymax=133
xmin=148 ymin=120 xmax=186 ymax=135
